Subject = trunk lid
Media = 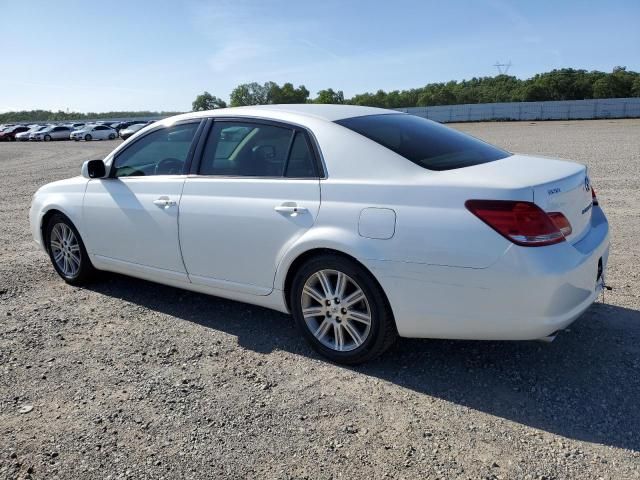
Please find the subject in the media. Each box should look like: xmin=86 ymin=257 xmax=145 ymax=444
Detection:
xmin=436 ymin=154 xmax=593 ymax=243
xmin=531 ymin=163 xmax=593 ymax=243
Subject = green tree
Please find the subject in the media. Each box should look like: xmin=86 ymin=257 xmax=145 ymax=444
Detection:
xmin=192 ymin=91 xmax=227 ymax=111
xmin=314 ymin=88 xmax=345 ymax=104
xmin=269 ymin=82 xmax=310 ymax=103
xmin=229 ymin=82 xmax=275 ymax=106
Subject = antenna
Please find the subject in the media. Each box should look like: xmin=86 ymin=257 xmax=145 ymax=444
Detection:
xmin=493 ymin=60 xmax=512 ymax=75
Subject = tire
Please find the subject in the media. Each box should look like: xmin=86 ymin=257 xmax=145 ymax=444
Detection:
xmin=290 ymin=254 xmax=397 ymax=364
xmin=45 ymin=213 xmax=96 ymax=285
xmin=44 ymin=134 xmax=51 ymax=142
xmin=85 ymin=134 xmax=92 ymax=141
xmin=108 ymin=133 xmax=116 ymax=140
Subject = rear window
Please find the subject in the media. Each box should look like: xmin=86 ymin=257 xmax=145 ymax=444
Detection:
xmin=335 ymin=114 xmax=510 ymax=171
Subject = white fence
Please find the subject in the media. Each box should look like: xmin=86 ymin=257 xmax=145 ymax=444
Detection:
xmin=397 ymin=97 xmax=640 ymax=123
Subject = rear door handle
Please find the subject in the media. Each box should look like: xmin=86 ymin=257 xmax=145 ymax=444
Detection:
xmin=153 ymin=197 xmax=177 ymax=208
xmin=275 ymin=204 xmax=308 ymax=214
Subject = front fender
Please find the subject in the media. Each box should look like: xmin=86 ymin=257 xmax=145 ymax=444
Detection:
xmin=29 ymin=177 xmax=89 ymax=249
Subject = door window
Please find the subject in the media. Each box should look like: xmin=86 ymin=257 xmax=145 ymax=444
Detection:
xmin=285 ymin=132 xmax=317 ymax=178
xmin=112 ymin=123 xmax=199 ymax=177
xmin=199 ymin=122 xmax=294 ymax=177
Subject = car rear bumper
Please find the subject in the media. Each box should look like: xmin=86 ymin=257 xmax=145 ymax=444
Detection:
xmin=368 ymin=205 xmax=610 ymax=340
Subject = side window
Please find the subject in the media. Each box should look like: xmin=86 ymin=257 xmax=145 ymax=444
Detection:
xmin=95 ymin=126 xmax=106 ymax=131
xmin=285 ymin=132 xmax=317 ymax=178
xmin=113 ymin=123 xmax=199 ymax=177
xmin=200 ymin=122 xmax=293 ymax=177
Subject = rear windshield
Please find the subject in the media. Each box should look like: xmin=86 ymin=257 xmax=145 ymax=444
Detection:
xmin=335 ymin=114 xmax=510 ymax=171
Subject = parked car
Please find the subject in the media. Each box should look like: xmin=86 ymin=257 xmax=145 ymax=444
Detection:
xmin=0 ymin=125 xmax=30 ymax=141
xmin=70 ymin=124 xmax=118 ymax=141
xmin=30 ymin=125 xmax=72 ymax=141
xmin=29 ymin=105 xmax=610 ymax=364
xmin=113 ymin=120 xmax=146 ymax=132
xmin=119 ymin=122 xmax=147 ymax=140
xmin=16 ymin=125 xmax=45 ymax=141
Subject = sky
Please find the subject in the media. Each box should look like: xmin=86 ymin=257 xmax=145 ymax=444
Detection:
xmin=1 ymin=0 xmax=639 ymax=113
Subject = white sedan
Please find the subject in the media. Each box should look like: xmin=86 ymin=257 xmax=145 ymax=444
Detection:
xmin=29 ymin=105 xmax=609 ymax=364
xmin=119 ymin=122 xmax=148 ymax=140
xmin=70 ymin=124 xmax=118 ymax=141
xmin=16 ymin=125 xmax=45 ymax=141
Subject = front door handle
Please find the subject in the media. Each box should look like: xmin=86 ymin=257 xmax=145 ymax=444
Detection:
xmin=275 ymin=204 xmax=308 ymax=215
xmin=153 ymin=197 xmax=177 ymax=208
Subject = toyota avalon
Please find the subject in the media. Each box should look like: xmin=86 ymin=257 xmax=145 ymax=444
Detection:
xmin=29 ymin=105 xmax=610 ymax=364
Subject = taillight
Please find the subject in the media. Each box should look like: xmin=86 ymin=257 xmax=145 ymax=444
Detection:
xmin=591 ymin=186 xmax=599 ymax=206
xmin=547 ymin=212 xmax=572 ymax=237
xmin=465 ymin=200 xmax=568 ymax=247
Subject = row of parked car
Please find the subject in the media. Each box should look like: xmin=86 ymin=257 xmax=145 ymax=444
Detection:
xmin=0 ymin=120 xmax=155 ymax=142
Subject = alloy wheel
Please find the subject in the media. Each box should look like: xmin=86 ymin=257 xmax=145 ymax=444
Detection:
xmin=301 ymin=269 xmax=372 ymax=352
xmin=50 ymin=222 xmax=81 ymax=278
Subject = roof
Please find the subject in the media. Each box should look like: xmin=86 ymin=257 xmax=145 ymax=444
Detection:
xmin=237 ymin=104 xmax=396 ymax=121
xmin=167 ymin=104 xmax=398 ymax=125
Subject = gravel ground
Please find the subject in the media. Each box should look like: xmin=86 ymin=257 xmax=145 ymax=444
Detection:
xmin=1 ymin=120 xmax=639 ymax=480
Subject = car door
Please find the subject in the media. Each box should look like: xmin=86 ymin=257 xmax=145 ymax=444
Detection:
xmin=54 ymin=126 xmax=70 ymax=139
xmin=94 ymin=125 xmax=108 ymax=139
xmin=179 ymin=119 xmax=322 ymax=295
xmin=82 ymin=120 xmax=202 ymax=283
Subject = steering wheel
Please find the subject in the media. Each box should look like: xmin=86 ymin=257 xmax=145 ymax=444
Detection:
xmin=155 ymin=158 xmax=184 ymax=175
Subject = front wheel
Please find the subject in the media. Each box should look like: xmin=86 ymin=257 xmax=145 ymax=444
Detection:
xmin=44 ymin=134 xmax=51 ymax=142
xmin=290 ymin=254 xmax=397 ymax=364
xmin=108 ymin=133 xmax=116 ymax=140
xmin=45 ymin=213 xmax=96 ymax=285
xmin=85 ymin=134 xmax=92 ymax=141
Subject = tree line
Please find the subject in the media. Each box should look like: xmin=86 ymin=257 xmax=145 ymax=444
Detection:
xmin=0 ymin=110 xmax=182 ymax=123
xmin=3 ymin=67 xmax=639 ymax=122
xmin=193 ymin=67 xmax=640 ymax=110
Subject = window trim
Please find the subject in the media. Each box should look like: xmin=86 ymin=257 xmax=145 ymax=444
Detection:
xmin=191 ymin=116 xmax=326 ymax=180
xmin=109 ymin=119 xmax=205 ymax=179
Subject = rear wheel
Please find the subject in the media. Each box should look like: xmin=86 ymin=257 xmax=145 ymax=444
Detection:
xmin=84 ymin=134 xmax=92 ymax=141
xmin=108 ymin=133 xmax=116 ymax=140
xmin=290 ymin=254 xmax=397 ymax=364
xmin=45 ymin=213 xmax=96 ymax=285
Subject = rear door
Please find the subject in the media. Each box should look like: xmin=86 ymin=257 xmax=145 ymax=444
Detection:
xmin=179 ymin=119 xmax=322 ymax=295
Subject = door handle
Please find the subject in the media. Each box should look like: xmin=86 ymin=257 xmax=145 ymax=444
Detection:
xmin=153 ymin=197 xmax=177 ymax=208
xmin=275 ymin=204 xmax=308 ymax=215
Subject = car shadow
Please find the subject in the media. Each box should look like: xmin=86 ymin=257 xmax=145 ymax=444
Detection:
xmin=87 ymin=273 xmax=640 ymax=451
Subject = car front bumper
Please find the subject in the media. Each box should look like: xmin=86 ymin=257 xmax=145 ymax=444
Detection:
xmin=368 ymin=205 xmax=610 ymax=340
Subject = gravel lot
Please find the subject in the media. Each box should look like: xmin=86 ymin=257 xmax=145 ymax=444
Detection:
xmin=1 ymin=120 xmax=639 ymax=480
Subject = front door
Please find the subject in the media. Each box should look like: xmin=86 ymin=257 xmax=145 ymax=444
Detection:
xmin=179 ymin=120 xmax=322 ymax=295
xmin=82 ymin=121 xmax=201 ymax=282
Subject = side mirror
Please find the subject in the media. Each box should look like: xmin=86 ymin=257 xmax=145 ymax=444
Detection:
xmin=82 ymin=159 xmax=107 ymax=179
